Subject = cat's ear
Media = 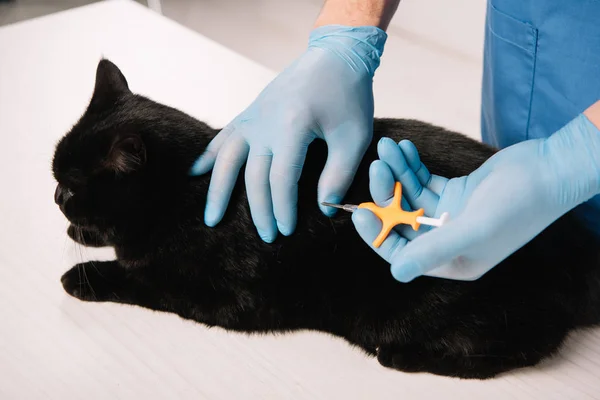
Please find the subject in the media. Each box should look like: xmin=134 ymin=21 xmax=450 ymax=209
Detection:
xmin=90 ymin=59 xmax=131 ymax=108
xmin=105 ymin=134 xmax=146 ymax=174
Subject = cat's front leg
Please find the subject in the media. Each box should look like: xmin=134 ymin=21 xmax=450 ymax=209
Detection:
xmin=61 ymin=262 xmax=207 ymax=323
xmin=61 ymin=261 xmax=169 ymax=312
xmin=60 ymin=260 xmax=198 ymax=326
xmin=67 ymin=225 xmax=109 ymax=247
xmin=61 ymin=260 xmax=169 ymax=313
xmin=61 ymin=261 xmax=131 ymax=302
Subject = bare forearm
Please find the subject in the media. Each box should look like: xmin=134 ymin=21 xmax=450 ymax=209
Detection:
xmin=314 ymin=0 xmax=400 ymax=30
xmin=584 ymin=100 xmax=600 ymax=128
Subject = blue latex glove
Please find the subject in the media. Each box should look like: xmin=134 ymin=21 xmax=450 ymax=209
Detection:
xmin=352 ymin=113 xmax=600 ymax=282
xmin=190 ymin=25 xmax=387 ymax=243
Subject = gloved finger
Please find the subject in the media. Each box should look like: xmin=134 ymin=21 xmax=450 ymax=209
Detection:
xmin=388 ymin=218 xmax=477 ymax=282
xmin=204 ymin=135 xmax=249 ymax=227
xmin=377 ymin=138 xmax=438 ymax=216
xmin=398 ymin=140 xmax=447 ymax=196
xmin=319 ymin=131 xmax=370 ymax=216
xmin=368 ymin=160 xmax=395 ymax=206
xmin=369 ymin=161 xmax=420 ymax=240
xmin=270 ymin=142 xmax=310 ymax=236
xmin=351 ymin=208 xmax=409 ymax=264
xmin=190 ymin=123 xmax=236 ymax=176
xmin=245 ymin=146 xmax=278 ymax=243
xmin=369 ymin=160 xmax=413 ymax=211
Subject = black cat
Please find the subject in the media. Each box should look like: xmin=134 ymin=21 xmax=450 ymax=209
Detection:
xmin=52 ymin=59 xmax=600 ymax=379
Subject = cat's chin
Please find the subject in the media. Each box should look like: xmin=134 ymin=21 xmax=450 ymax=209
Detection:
xmin=62 ymin=211 xmax=105 ymax=230
xmin=67 ymin=224 xmax=109 ymax=247
xmin=65 ymin=218 xmax=90 ymax=228
xmin=58 ymin=205 xmax=91 ymax=228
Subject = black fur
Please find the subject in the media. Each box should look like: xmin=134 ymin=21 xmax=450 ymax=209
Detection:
xmin=52 ymin=59 xmax=600 ymax=379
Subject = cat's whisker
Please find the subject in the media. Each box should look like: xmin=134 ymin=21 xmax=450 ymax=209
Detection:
xmin=328 ymin=218 xmax=337 ymax=235
xmin=62 ymin=222 xmax=71 ymax=261
xmin=76 ymin=263 xmax=82 ymax=297
xmin=89 ymin=261 xmax=105 ymax=279
xmin=76 ymin=241 xmax=84 ymax=264
xmin=81 ymin=263 xmax=97 ymax=300
xmin=75 ymin=227 xmax=91 ymax=263
xmin=73 ymin=230 xmax=90 ymax=297
xmin=77 ymin=229 xmax=89 ymax=262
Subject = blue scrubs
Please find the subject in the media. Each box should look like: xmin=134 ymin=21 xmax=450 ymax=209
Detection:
xmin=481 ymin=0 xmax=600 ymax=236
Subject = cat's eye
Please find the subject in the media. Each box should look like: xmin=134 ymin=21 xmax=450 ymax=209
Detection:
xmin=65 ymin=169 xmax=88 ymax=188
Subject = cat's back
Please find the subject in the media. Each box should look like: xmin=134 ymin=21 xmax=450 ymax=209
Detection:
xmin=372 ymin=118 xmax=496 ymax=177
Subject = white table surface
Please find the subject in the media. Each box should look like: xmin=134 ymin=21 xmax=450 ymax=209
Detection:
xmin=1 ymin=1 xmax=599 ymax=399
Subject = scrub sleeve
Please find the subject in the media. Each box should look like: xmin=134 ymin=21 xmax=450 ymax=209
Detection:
xmin=481 ymin=0 xmax=600 ymax=235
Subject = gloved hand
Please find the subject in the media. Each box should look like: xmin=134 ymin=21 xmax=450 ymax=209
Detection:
xmin=352 ymin=112 xmax=600 ymax=282
xmin=190 ymin=25 xmax=387 ymax=243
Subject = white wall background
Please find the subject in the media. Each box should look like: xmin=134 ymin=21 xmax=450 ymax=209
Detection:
xmin=162 ymin=0 xmax=488 ymax=139
xmin=0 ymin=0 xmax=488 ymax=137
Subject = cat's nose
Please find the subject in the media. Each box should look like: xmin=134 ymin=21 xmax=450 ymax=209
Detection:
xmin=54 ymin=184 xmax=64 ymax=205
xmin=54 ymin=184 xmax=73 ymax=206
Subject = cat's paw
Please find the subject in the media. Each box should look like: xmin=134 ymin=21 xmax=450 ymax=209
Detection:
xmin=376 ymin=345 xmax=425 ymax=374
xmin=61 ymin=264 xmax=100 ymax=301
xmin=67 ymin=225 xmax=108 ymax=247
xmin=377 ymin=344 xmax=507 ymax=379
xmin=61 ymin=261 xmax=122 ymax=302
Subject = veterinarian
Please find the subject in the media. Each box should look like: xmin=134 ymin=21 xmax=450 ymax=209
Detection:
xmin=191 ymin=0 xmax=600 ymax=282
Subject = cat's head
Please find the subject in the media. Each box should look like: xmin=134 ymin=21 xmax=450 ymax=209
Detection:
xmin=52 ymin=59 xmax=213 ymax=230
